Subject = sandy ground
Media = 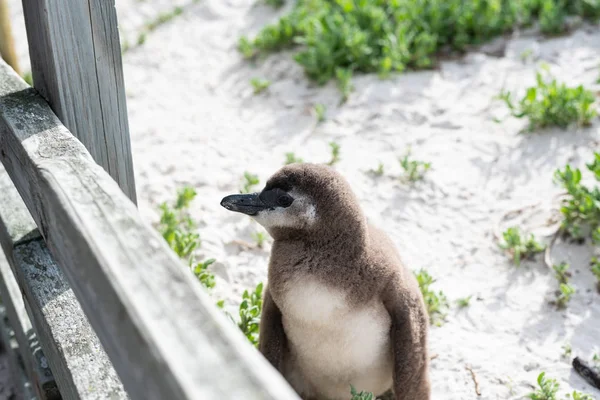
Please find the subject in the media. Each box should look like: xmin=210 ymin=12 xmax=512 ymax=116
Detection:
xmin=7 ymin=1 xmax=600 ymax=399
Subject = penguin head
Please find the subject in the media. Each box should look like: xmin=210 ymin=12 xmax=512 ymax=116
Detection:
xmin=221 ymin=163 xmax=363 ymax=238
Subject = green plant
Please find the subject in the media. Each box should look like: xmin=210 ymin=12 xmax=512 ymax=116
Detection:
xmin=498 ymin=227 xmax=545 ymax=266
xmin=159 ymin=187 xmax=199 ymax=259
xmin=562 ymin=343 xmax=572 ymax=359
xmin=553 ymin=262 xmax=571 ymax=285
xmin=22 ymin=71 xmax=33 ymax=86
xmin=265 ymin=0 xmax=285 ymax=8
xmin=591 ymin=153 xmax=600 ymax=181
xmin=499 ymin=69 xmax=597 ymax=131
xmin=193 ymin=258 xmax=216 ymax=289
xmin=217 ymin=282 xmax=266 ymax=347
xmin=137 ymin=32 xmax=147 ymax=46
xmin=285 ymin=152 xmax=304 ymax=165
xmin=121 ymin=39 xmax=131 ymax=53
xmin=550 ymin=263 xmax=574 ymax=311
xmin=158 ymin=187 xmax=216 ymax=289
xmin=399 ymin=148 xmax=431 ymax=182
xmin=122 ymin=5 xmax=186 ymax=52
xmin=527 ymin=372 xmax=594 ymax=400
xmin=594 ymin=228 xmax=600 ymax=243
xmin=237 ymin=282 xmax=264 ymax=347
xmin=238 ymin=37 xmax=256 ymax=59
xmin=252 ymin=231 xmax=268 ymax=248
xmin=520 ymin=48 xmax=534 ymax=62
xmin=146 ymin=7 xmax=184 ymax=32
xmin=592 ymin=353 xmax=600 ymax=370
xmin=336 ymin=68 xmax=353 ymax=102
xmin=250 ymin=78 xmax=271 ymax=94
xmin=239 ymin=0 xmax=600 ymax=97
xmin=314 ymin=103 xmax=326 ymax=122
xmin=592 ymin=258 xmax=600 ymax=292
xmin=554 ymin=154 xmax=600 ymax=242
xmin=327 ymin=142 xmax=341 ymax=166
xmin=555 ymin=283 xmax=575 ymax=309
xmin=504 ymin=376 xmax=517 ymax=396
xmin=241 ymin=172 xmax=260 ymax=193
xmin=369 ymin=162 xmax=385 ymax=177
xmin=456 ymin=296 xmax=472 ymax=309
xmin=415 ymin=269 xmax=448 ymax=326
xmin=565 ymin=392 xmax=593 ymax=400
xmin=350 ymin=386 xmax=374 ymax=400
xmin=527 ymin=372 xmax=559 ymax=400
xmin=538 ymin=0 xmax=567 ymax=34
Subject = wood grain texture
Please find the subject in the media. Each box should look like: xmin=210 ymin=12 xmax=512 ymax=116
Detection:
xmin=0 ymin=305 xmax=36 ymax=400
xmin=0 ymin=162 xmax=126 ymax=400
xmin=0 ymin=61 xmax=300 ymax=400
xmin=0 ymin=247 xmax=58 ymax=400
xmin=20 ymin=0 xmax=136 ymax=203
xmin=13 ymin=241 xmax=128 ymax=400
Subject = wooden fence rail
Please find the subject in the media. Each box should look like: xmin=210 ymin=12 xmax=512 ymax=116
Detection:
xmin=0 ymin=60 xmax=299 ymax=399
xmin=0 ymin=236 xmax=58 ymax=400
xmin=0 ymin=250 xmax=51 ymax=400
xmin=0 ymin=161 xmax=126 ymax=400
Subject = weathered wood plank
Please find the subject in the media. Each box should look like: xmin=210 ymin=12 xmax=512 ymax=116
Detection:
xmin=0 ymin=246 xmax=58 ymax=399
xmin=20 ymin=0 xmax=136 ymax=203
xmin=0 ymin=161 xmax=127 ymax=399
xmin=0 ymin=60 xmax=300 ymax=400
xmin=13 ymin=241 xmax=128 ymax=400
xmin=0 ymin=305 xmax=35 ymax=400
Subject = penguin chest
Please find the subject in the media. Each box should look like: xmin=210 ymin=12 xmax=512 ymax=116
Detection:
xmin=279 ymin=278 xmax=393 ymax=397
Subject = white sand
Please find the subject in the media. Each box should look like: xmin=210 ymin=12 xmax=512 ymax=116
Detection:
xmin=8 ymin=1 xmax=600 ymax=398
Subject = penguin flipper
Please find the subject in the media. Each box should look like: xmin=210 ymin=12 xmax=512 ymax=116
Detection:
xmin=381 ymin=279 xmax=431 ymax=400
xmin=258 ymin=285 xmax=288 ymax=372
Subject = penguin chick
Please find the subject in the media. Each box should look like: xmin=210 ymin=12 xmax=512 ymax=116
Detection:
xmin=220 ymin=163 xmax=430 ymax=400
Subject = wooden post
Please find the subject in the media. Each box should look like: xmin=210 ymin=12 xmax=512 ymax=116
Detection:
xmin=20 ymin=0 xmax=137 ymax=203
xmin=0 ymin=0 xmax=19 ymax=74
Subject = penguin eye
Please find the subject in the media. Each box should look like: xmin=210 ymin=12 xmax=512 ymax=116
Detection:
xmin=277 ymin=194 xmax=293 ymax=207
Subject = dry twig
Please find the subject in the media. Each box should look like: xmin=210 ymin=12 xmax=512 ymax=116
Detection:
xmin=465 ymin=365 xmax=481 ymax=396
xmin=543 ymin=228 xmax=561 ymax=270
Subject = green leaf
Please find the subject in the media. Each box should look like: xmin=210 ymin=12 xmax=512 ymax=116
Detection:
xmin=157 ymin=186 xmax=216 ymax=290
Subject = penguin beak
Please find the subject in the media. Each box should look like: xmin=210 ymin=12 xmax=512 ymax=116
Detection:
xmin=220 ymin=193 xmax=269 ymax=216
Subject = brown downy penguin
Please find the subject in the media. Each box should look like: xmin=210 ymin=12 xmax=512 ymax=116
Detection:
xmin=220 ymin=163 xmax=430 ymax=400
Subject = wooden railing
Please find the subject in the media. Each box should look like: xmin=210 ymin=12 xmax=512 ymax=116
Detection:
xmin=0 ymin=1 xmax=299 ymax=399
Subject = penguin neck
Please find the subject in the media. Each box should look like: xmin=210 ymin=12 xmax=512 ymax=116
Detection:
xmin=270 ymin=207 xmax=369 ymax=252
xmin=318 ymin=209 xmax=367 ymax=247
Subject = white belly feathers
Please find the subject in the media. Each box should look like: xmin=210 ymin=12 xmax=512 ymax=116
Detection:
xmin=280 ymin=278 xmax=393 ymax=399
